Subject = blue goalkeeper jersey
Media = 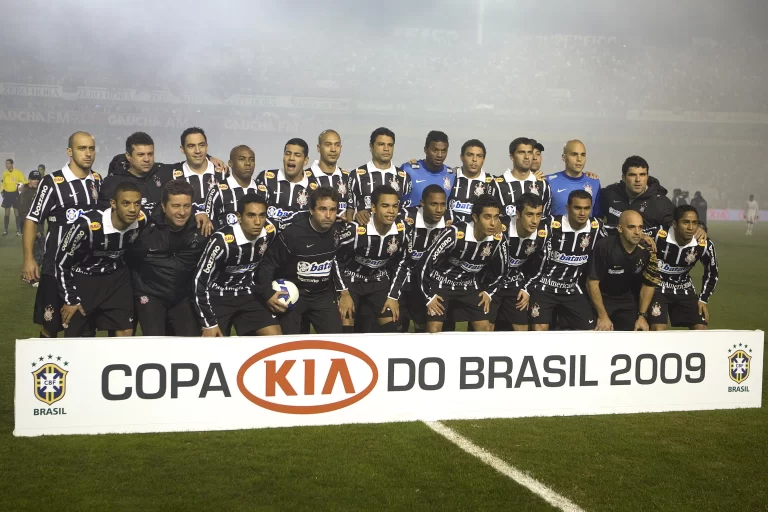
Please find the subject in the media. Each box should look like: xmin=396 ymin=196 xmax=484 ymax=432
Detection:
xmin=546 ymin=171 xmax=603 ymax=218
xmin=401 ymin=160 xmax=455 ymax=206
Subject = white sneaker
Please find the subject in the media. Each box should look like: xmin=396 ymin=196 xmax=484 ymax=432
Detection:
xmin=32 ymin=282 xmax=39 ymax=288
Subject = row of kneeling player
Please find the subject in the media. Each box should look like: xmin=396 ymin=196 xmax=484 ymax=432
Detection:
xmin=38 ymin=176 xmax=717 ymax=338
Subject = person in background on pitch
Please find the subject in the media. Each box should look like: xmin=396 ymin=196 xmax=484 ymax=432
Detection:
xmin=530 ymin=140 xmax=544 ymax=175
xmin=194 ymin=193 xmax=281 ymax=337
xmin=2 ymin=158 xmax=27 ymax=236
xmin=17 ymin=170 xmax=45 ymax=285
xmin=691 ymin=191 xmax=708 ymax=228
xmin=587 ymin=210 xmax=661 ymax=331
xmin=400 ymin=130 xmax=455 ymax=209
xmin=745 ymin=194 xmax=759 ymax=236
xmin=128 ymin=180 xmax=208 ymax=336
xmin=546 ymin=140 xmax=603 ymax=218
xmin=257 ymin=186 xmax=345 ymax=335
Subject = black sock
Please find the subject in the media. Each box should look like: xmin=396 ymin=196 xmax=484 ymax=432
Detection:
xmin=3 ymin=215 xmax=8 ymax=231
xmin=377 ymin=321 xmax=398 ymax=333
xmin=15 ymin=215 xmax=21 ymax=232
xmin=342 ymin=326 xmax=355 ymax=334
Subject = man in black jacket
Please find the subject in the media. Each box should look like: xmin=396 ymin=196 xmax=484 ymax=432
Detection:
xmin=691 ymin=191 xmax=708 ymax=227
xmin=129 ymin=180 xmax=208 ymax=336
xmin=600 ymin=155 xmax=675 ymax=229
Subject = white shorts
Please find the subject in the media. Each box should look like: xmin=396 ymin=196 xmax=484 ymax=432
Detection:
xmin=746 ymin=213 xmax=757 ymax=223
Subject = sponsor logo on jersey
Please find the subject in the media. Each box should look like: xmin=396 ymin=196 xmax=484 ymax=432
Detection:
xmin=538 ymin=229 xmax=547 ymax=237
xmin=609 ymin=206 xmax=622 ymax=218
xmin=396 ymin=222 xmax=404 ymax=232
xmin=398 ymin=170 xmax=406 ymax=178
xmin=405 ymin=216 xmax=414 ymax=225
xmin=550 ymin=251 xmax=588 ymax=265
xmin=495 ymin=177 xmax=504 ymax=182
xmin=508 ymin=256 xmax=527 ymax=267
xmin=456 ymin=230 xmax=464 ymax=239
xmin=657 ymin=260 xmax=690 ymax=274
xmin=138 ymin=211 xmax=146 ymax=221
xmin=258 ymin=184 xmax=267 ymax=192
xmin=309 ymin=182 xmax=318 ymax=190
xmin=448 ymin=256 xmax=485 ymax=273
xmin=357 ymin=168 xmax=366 ymax=175
xmin=265 ymin=223 xmax=275 ymax=233
xmin=698 ymin=238 xmax=706 ymax=247
xmin=92 ymin=172 xmax=101 ymax=180
xmin=304 ymin=170 xmax=313 ymax=178
xmin=173 ymin=169 xmax=183 ymax=178
xmin=357 ymin=226 xmax=367 ymax=235
xmin=552 ymin=220 xmax=561 ymax=229
xmin=225 ymin=262 xmax=259 ymax=274
xmin=267 ymin=206 xmax=295 ymax=219
xmin=450 ymin=199 xmax=473 ymax=213
xmin=89 ymin=221 xmax=101 ymax=231
xmin=265 ymin=172 xmax=275 ymax=179
xmin=219 ymin=183 xmax=229 ymax=190
xmin=591 ymin=220 xmax=599 ymax=229
xmin=354 ymin=255 xmax=388 ymax=268
xmin=297 ymin=260 xmax=334 ymax=277
xmin=203 ymin=246 xmax=221 ymax=273
xmin=53 ymin=176 xmax=65 ymax=184
xmin=658 ymin=229 xmax=667 ymax=238
xmin=410 ymin=250 xmax=425 ymax=260
xmin=224 ymin=234 xmax=235 ymax=243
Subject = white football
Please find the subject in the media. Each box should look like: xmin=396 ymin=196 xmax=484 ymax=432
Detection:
xmin=271 ymin=279 xmax=300 ymax=310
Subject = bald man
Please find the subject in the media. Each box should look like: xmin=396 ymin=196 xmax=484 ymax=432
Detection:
xmin=22 ymin=131 xmax=102 ymax=337
xmin=586 ymin=210 xmax=660 ymax=331
xmin=203 ymin=144 xmax=260 ymax=229
xmin=546 ymin=140 xmax=603 ymax=218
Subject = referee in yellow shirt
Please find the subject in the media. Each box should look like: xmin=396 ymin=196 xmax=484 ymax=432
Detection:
xmin=3 ymin=158 xmax=27 ymax=236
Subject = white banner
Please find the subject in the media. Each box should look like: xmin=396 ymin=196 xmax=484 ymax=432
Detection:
xmin=15 ymin=331 xmax=763 ymax=437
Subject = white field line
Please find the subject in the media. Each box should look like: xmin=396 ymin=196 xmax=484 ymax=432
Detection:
xmin=424 ymin=421 xmax=586 ymax=512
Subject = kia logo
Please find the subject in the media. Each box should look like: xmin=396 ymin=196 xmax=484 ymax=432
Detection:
xmin=237 ymin=340 xmax=378 ymax=414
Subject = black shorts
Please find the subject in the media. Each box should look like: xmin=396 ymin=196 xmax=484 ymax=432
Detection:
xmin=135 ymin=295 xmax=200 ymax=336
xmin=210 ymin=294 xmax=278 ymax=335
xmin=493 ymin=287 xmax=530 ymax=326
xmin=280 ymin=289 xmax=342 ymax=335
xmin=2 ymin=191 xmax=18 ymax=208
xmin=427 ymin=288 xmax=490 ymax=323
xmin=33 ymin=273 xmax=64 ymax=334
xmin=603 ymin=295 xmax=638 ymax=331
xmin=529 ymin=289 xmax=595 ymax=330
xmin=401 ymin=286 xmax=428 ymax=327
xmin=648 ymin=290 xmax=707 ymax=327
xmin=347 ymin=280 xmax=394 ymax=321
xmin=63 ymin=267 xmax=134 ymax=336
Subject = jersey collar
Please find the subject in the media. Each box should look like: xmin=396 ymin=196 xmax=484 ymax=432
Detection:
xmin=561 ymin=214 xmax=591 ymax=234
xmin=227 ymin=174 xmax=257 ymax=191
xmin=366 ymin=161 xmax=395 ymax=174
xmin=415 ymin=208 xmax=445 ymax=229
xmin=366 ymin=216 xmax=399 ymax=236
xmin=508 ymin=216 xmax=537 ymax=239
xmin=62 ymin=163 xmax=95 ymax=182
xmin=310 ymin=160 xmax=340 ymax=178
xmin=101 ymin=208 xmax=138 ymax=235
xmin=668 ymin=226 xmax=698 ymax=248
xmin=182 ymin=160 xmax=214 ymax=177
xmin=456 ymin=166 xmax=486 ymax=181
xmin=465 ymin=221 xmax=494 ymax=243
xmin=502 ymin=169 xmax=535 ymax=182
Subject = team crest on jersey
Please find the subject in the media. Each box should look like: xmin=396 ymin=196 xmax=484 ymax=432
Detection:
xmin=32 ymin=361 xmax=68 ymax=406
xmin=337 ymin=180 xmax=347 ymax=196
xmin=89 ymin=221 xmax=101 ymax=231
xmin=207 ymin=175 xmax=216 ymax=189
xmin=584 ymin=184 xmax=593 ymax=195
xmin=154 ymin=176 xmax=162 ymax=187
xmin=443 ymin=176 xmax=452 ymax=190
xmin=357 ymin=226 xmax=367 ymax=235
xmin=529 ymin=183 xmax=539 ymax=195
xmin=685 ymin=248 xmax=698 ymax=264
xmin=226 ymin=213 xmax=238 ymax=225
xmin=129 ymin=230 xmax=139 ymax=243
xmin=224 ymin=234 xmax=235 ymax=243
xmin=538 ymin=229 xmax=547 ymax=237
xmin=265 ymin=223 xmax=275 ymax=233
xmin=364 ymin=196 xmax=372 ymax=209
xmin=579 ymin=233 xmax=591 ymax=249
xmin=139 ymin=296 xmax=150 ymax=305
xmin=481 ymin=243 xmax=493 ymax=257
xmin=219 ymin=183 xmax=229 ymax=190
xmin=530 ymin=303 xmax=540 ymax=318
xmin=333 ymin=229 xmax=341 ymax=248
xmin=456 ymin=231 xmax=465 ymax=239
xmin=651 ymin=303 xmax=662 ymax=317
xmin=89 ymin=182 xmax=98 ymax=201
xmin=297 ymin=189 xmax=309 ymax=207
xmin=635 ymin=259 xmax=644 ymax=274
xmin=258 ymin=240 xmax=268 ymax=256
xmin=389 ymin=178 xmax=400 ymax=192
xmin=728 ymin=349 xmax=751 ymax=384
xmin=552 ymin=220 xmax=561 ymax=229
xmin=173 ymin=169 xmax=183 ymax=178
xmin=309 ymin=182 xmax=318 ymax=190
xmin=53 ymin=176 xmax=65 ymax=184
xmin=591 ymin=219 xmax=599 ymax=229
xmin=387 ymin=237 xmax=399 ymax=255
xmin=44 ymin=305 xmax=55 ymax=322
xmin=639 ymin=201 xmax=647 ymax=213
xmin=474 ymin=182 xmax=485 ymax=197
xmin=525 ymin=241 xmax=538 ymax=255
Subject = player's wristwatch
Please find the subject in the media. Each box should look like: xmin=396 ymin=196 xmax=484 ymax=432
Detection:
xmin=637 ymin=311 xmax=648 ymax=318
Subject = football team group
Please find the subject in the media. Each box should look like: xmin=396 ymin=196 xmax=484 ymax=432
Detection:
xmin=12 ymin=126 xmax=718 ymax=338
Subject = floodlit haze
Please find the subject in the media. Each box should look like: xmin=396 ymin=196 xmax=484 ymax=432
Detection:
xmin=2 ymin=0 xmax=767 ymax=206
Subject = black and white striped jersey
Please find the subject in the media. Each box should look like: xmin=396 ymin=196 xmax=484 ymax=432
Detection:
xmin=307 ymin=160 xmax=350 ymax=216
xmin=25 ymin=163 xmax=102 ymax=276
xmin=501 ymin=217 xmax=548 ymax=291
xmin=448 ymin=167 xmax=495 ymax=223
xmin=528 ymin=215 xmax=606 ymax=295
xmin=404 ymin=206 xmax=448 ymax=266
xmin=649 ymin=226 xmax=719 ymax=302
xmin=55 ymin=208 xmax=147 ymax=306
xmin=346 ymin=161 xmax=412 ymax=213
xmin=193 ymin=220 xmax=277 ymax=328
xmin=255 ymin=169 xmax=320 ymax=222
xmin=420 ymin=221 xmax=507 ymax=300
xmin=170 ymin=160 xmax=218 ymax=210
xmin=203 ymin=174 xmax=260 ymax=229
xmin=336 ymin=215 xmax=411 ymax=300
xmin=491 ymin=170 xmax=552 ymax=218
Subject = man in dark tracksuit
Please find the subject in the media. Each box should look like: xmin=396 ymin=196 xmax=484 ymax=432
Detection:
xmin=128 ymin=180 xmax=208 ymax=335
xmin=600 ymin=155 xmax=675 ymax=229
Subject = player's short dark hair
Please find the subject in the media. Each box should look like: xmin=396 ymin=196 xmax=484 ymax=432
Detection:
xmin=180 ymin=127 xmax=206 ymax=147
xmin=515 ymin=192 xmax=544 ymax=213
xmin=125 ymin=132 xmax=155 ymax=154
xmin=5 ymin=158 xmax=13 ymax=164
xmin=421 ymin=184 xmax=447 ymax=203
xmin=509 ymin=137 xmax=534 ymax=155
xmin=568 ymin=190 xmax=593 ymax=205
xmin=112 ymin=181 xmax=142 ymax=201
xmin=425 ymin=130 xmax=449 ymax=148
xmin=461 ymin=139 xmax=486 ymax=156
xmin=229 ymin=144 xmax=254 ymax=161
xmin=621 ymin=155 xmax=650 ymax=176
xmin=372 ymin=185 xmax=399 ymax=207
xmin=38 ymin=164 xmax=45 ymax=169
xmin=308 ymin=186 xmax=340 ymax=210
xmin=161 ymin=179 xmax=194 ymax=205
xmin=237 ymin=192 xmax=267 ymax=215
xmin=674 ymin=204 xmax=698 ymax=222
xmin=284 ymin=138 xmax=309 ymax=157
xmin=471 ymin=194 xmax=502 ymax=218
xmin=531 ymin=139 xmax=545 ymax=152
xmin=370 ymin=127 xmax=395 ymax=146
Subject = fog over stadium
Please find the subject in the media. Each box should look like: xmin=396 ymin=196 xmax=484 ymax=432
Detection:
xmin=2 ymin=0 xmax=767 ymax=207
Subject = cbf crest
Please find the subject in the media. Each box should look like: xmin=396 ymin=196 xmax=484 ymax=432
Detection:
xmin=728 ymin=348 xmax=751 ymax=384
xmin=32 ymin=358 xmax=68 ymax=406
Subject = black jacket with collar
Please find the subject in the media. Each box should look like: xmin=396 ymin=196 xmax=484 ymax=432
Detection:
xmin=600 ymin=176 xmax=675 ymax=229
xmin=99 ymin=155 xmax=175 ymax=214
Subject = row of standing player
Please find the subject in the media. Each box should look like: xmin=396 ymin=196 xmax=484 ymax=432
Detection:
xmin=19 ymin=128 xmax=717 ymax=336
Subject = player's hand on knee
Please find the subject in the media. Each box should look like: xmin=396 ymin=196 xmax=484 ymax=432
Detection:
xmin=516 ymin=289 xmax=530 ymax=310
xmin=267 ymin=292 xmax=289 ymax=314
xmin=595 ymin=315 xmax=613 ymax=331
xmin=195 ymin=213 xmax=213 ymax=237
xmin=354 ymin=209 xmax=371 ymax=225
xmin=427 ymin=295 xmax=444 ymax=316
xmin=382 ymin=298 xmax=399 ymax=322
xmin=698 ymin=301 xmax=709 ymax=323
xmin=478 ymin=291 xmax=492 ymax=314
xmin=202 ymin=325 xmax=223 ymax=337
xmin=60 ymin=303 xmax=85 ymax=328
xmin=338 ymin=291 xmax=355 ymax=320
